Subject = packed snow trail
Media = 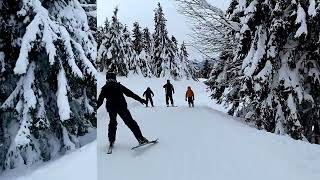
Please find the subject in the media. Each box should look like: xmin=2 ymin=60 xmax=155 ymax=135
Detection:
xmin=97 ymin=75 xmax=320 ymax=180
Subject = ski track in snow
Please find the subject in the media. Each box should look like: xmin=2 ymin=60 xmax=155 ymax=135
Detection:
xmin=2 ymin=73 xmax=320 ymax=179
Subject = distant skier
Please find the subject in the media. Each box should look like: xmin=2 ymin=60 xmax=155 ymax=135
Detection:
xmin=143 ymin=87 xmax=154 ymax=107
xmin=163 ymin=80 xmax=175 ymax=107
xmin=97 ymin=72 xmax=149 ymax=150
xmin=185 ymin=86 xmax=195 ymax=108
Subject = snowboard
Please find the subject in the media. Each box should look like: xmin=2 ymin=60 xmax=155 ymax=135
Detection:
xmin=131 ymin=138 xmax=159 ymax=150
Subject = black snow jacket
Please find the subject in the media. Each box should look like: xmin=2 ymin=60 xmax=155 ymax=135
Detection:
xmin=97 ymin=80 xmax=145 ymax=111
xmin=163 ymin=83 xmax=175 ymax=95
xmin=143 ymin=88 xmax=154 ymax=98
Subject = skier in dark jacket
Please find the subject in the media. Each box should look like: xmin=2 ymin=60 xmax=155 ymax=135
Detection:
xmin=143 ymin=87 xmax=154 ymax=107
xmin=97 ymin=72 xmax=149 ymax=148
xmin=163 ymin=80 xmax=175 ymax=107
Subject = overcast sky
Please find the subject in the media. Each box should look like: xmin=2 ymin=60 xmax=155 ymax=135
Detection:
xmin=97 ymin=0 xmax=230 ymax=60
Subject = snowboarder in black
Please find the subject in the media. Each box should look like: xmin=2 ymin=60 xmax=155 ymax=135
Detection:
xmin=97 ymin=72 xmax=149 ymax=148
xmin=143 ymin=87 xmax=154 ymax=107
xmin=163 ymin=80 xmax=175 ymax=107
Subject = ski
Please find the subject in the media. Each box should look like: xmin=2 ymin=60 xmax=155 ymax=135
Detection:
xmin=131 ymin=138 xmax=159 ymax=150
xmin=107 ymin=145 xmax=113 ymax=154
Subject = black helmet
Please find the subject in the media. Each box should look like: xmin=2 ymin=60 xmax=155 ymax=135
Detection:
xmin=106 ymin=72 xmax=116 ymax=80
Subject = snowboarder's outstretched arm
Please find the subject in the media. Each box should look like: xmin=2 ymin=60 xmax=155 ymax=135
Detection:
xmin=172 ymin=85 xmax=175 ymax=94
xmin=143 ymin=91 xmax=146 ymax=97
xmin=151 ymin=90 xmax=154 ymax=97
xmin=121 ymin=84 xmax=146 ymax=104
xmin=97 ymin=87 xmax=105 ymax=108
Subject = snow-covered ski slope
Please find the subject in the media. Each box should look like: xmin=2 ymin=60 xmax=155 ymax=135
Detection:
xmin=3 ymin=74 xmax=320 ymax=179
xmin=97 ymin=74 xmax=320 ymax=180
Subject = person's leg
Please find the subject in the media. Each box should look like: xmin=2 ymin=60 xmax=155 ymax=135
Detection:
xmin=146 ymin=97 xmax=149 ymax=107
xmin=170 ymin=94 xmax=174 ymax=106
xmin=189 ymin=98 xmax=194 ymax=107
xmin=166 ymin=94 xmax=169 ymax=106
xmin=118 ymin=108 xmax=144 ymax=142
xmin=108 ymin=110 xmax=118 ymax=145
xmin=187 ymin=97 xmax=193 ymax=107
xmin=150 ymin=97 xmax=154 ymax=107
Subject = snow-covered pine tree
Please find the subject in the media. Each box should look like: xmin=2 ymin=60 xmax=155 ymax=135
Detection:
xmin=209 ymin=0 xmax=320 ymax=142
xmin=0 ymin=0 xmax=97 ymax=170
xmin=179 ymin=41 xmax=196 ymax=80
xmin=80 ymin=0 xmax=97 ymax=35
xmin=152 ymin=3 xmax=196 ymax=80
xmin=131 ymin=25 xmax=153 ymax=78
xmin=139 ymin=27 xmax=154 ymax=77
xmin=97 ymin=7 xmax=128 ymax=75
xmin=190 ymin=58 xmax=201 ymax=78
xmin=96 ymin=18 xmax=109 ymax=49
xmin=167 ymin=36 xmax=182 ymax=80
xmin=122 ymin=26 xmax=140 ymax=74
xmin=152 ymin=2 xmax=172 ymax=78
xmin=206 ymin=0 xmax=241 ymax=105
xmin=200 ymin=58 xmax=213 ymax=79
xmin=132 ymin=22 xmax=144 ymax=55
xmin=142 ymin=27 xmax=153 ymax=55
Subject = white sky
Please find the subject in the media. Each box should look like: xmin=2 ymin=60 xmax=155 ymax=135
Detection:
xmin=97 ymin=0 xmax=230 ymax=60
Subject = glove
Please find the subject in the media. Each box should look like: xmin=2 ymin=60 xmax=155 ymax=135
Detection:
xmin=185 ymin=98 xmax=187 ymax=101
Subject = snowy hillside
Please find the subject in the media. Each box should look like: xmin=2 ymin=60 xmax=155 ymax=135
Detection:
xmin=97 ymin=73 xmax=320 ymax=180
xmin=1 ymin=142 xmax=97 ymax=180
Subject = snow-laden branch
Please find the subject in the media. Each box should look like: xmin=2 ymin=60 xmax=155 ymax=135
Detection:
xmin=56 ymin=65 xmax=71 ymax=121
xmin=14 ymin=0 xmax=96 ymax=78
xmin=175 ymin=0 xmax=239 ymax=56
xmin=16 ymin=62 xmax=37 ymax=146
xmin=295 ymin=3 xmax=308 ymax=38
xmin=71 ymin=39 xmax=97 ymax=76
xmin=1 ymin=78 xmax=23 ymax=109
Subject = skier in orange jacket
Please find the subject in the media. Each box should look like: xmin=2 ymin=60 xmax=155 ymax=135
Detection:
xmin=185 ymin=86 xmax=195 ymax=108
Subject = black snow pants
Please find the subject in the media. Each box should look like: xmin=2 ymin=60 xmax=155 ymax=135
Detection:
xmin=166 ymin=94 xmax=174 ymax=106
xmin=187 ymin=97 xmax=194 ymax=107
xmin=146 ymin=96 xmax=154 ymax=107
xmin=108 ymin=107 xmax=144 ymax=143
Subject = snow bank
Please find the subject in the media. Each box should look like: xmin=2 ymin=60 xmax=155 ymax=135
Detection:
xmin=1 ymin=142 xmax=97 ymax=180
